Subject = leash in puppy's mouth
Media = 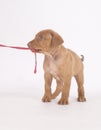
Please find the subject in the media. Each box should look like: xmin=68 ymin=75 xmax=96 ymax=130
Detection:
xmin=0 ymin=44 xmax=37 ymax=74
xmin=32 ymin=49 xmax=37 ymax=73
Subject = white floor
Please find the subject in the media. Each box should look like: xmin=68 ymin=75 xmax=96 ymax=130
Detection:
xmin=0 ymin=86 xmax=101 ymax=130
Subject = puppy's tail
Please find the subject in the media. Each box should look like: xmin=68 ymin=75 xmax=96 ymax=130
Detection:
xmin=80 ymin=55 xmax=84 ymax=62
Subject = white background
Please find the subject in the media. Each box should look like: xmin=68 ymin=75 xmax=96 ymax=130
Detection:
xmin=0 ymin=0 xmax=101 ymax=130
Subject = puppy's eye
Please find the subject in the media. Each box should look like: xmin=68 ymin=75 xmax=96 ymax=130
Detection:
xmin=38 ymin=36 xmax=44 ymax=41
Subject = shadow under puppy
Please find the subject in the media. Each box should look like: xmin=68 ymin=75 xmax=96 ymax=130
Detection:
xmin=27 ymin=29 xmax=86 ymax=105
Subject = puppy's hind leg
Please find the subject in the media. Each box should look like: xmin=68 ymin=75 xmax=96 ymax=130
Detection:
xmin=75 ymin=71 xmax=86 ymax=102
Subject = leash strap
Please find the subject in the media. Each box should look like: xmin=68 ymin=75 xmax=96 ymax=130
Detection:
xmin=0 ymin=44 xmax=29 ymax=50
xmin=0 ymin=44 xmax=37 ymax=74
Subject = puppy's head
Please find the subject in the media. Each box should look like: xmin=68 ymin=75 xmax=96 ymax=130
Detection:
xmin=27 ymin=29 xmax=64 ymax=54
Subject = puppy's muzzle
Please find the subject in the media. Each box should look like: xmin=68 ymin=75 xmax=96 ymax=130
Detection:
xmin=27 ymin=42 xmax=41 ymax=53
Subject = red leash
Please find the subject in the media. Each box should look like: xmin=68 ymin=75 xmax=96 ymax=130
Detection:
xmin=0 ymin=44 xmax=37 ymax=74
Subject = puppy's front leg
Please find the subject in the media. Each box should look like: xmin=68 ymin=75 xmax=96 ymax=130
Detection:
xmin=52 ymin=80 xmax=62 ymax=99
xmin=42 ymin=72 xmax=53 ymax=102
xmin=58 ymin=76 xmax=72 ymax=105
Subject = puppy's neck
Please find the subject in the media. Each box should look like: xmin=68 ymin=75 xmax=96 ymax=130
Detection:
xmin=44 ymin=45 xmax=65 ymax=60
xmin=50 ymin=45 xmax=62 ymax=55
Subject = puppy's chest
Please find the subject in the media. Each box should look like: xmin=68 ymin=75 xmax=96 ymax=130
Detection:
xmin=44 ymin=56 xmax=60 ymax=79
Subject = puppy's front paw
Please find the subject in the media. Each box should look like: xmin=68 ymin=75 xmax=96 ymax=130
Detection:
xmin=42 ymin=95 xmax=51 ymax=102
xmin=58 ymin=98 xmax=69 ymax=105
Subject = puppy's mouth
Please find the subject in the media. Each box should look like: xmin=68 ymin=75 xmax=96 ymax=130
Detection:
xmin=27 ymin=43 xmax=43 ymax=53
xmin=30 ymin=48 xmax=42 ymax=53
xmin=35 ymin=49 xmax=42 ymax=53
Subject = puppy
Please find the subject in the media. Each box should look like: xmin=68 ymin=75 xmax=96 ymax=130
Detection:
xmin=28 ymin=29 xmax=86 ymax=105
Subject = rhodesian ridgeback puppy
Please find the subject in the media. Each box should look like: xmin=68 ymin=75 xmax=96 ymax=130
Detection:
xmin=28 ymin=29 xmax=86 ymax=105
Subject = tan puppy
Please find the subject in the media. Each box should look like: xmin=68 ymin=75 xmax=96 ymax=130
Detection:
xmin=28 ymin=29 xmax=86 ymax=105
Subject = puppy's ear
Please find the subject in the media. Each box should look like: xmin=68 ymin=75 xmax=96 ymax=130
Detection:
xmin=50 ymin=30 xmax=64 ymax=48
